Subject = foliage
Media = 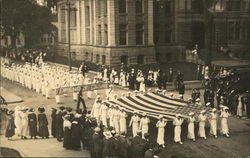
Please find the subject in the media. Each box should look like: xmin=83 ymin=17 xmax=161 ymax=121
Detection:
xmin=1 ymin=0 xmax=56 ymax=48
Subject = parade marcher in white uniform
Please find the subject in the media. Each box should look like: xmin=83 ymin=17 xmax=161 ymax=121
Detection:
xmin=173 ymin=114 xmax=184 ymax=144
xmin=91 ymin=96 xmax=102 ymax=121
xmin=220 ymin=106 xmax=230 ymax=137
xmin=99 ymin=101 xmax=108 ymax=127
xmin=106 ymin=85 xmax=114 ymax=99
xmin=195 ymin=98 xmax=202 ymax=106
xmin=108 ymin=105 xmax=115 ymax=127
xmin=139 ymin=74 xmax=146 ymax=92
xmin=156 ymin=115 xmax=167 ymax=147
xmin=139 ymin=112 xmax=150 ymax=138
xmin=129 ymin=111 xmax=141 ymax=137
xmin=119 ymin=108 xmax=127 ymax=134
xmin=84 ymin=75 xmax=92 ymax=99
xmin=14 ymin=106 xmax=22 ymax=136
xmin=198 ymin=110 xmax=207 ymax=139
xmin=113 ymin=106 xmax=120 ymax=134
xmin=209 ymin=108 xmax=218 ymax=138
xmin=103 ymin=67 xmax=108 ymax=82
xmin=20 ymin=107 xmax=29 ymax=139
xmin=237 ymin=95 xmax=243 ymax=118
xmin=187 ymin=112 xmax=196 ymax=141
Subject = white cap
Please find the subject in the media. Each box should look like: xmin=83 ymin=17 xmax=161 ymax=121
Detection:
xmin=196 ymin=98 xmax=201 ymax=101
xmin=176 ymin=113 xmax=181 ymax=117
xmin=212 ymin=108 xmax=217 ymax=112
xmin=206 ymin=102 xmax=211 ymax=106
xmin=188 ymin=112 xmax=194 ymax=116
xmin=200 ymin=110 xmax=206 ymax=113
xmin=142 ymin=112 xmax=147 ymax=116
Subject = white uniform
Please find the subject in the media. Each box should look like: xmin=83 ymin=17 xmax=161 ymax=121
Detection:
xmin=108 ymin=108 xmax=115 ymax=127
xmin=140 ymin=117 xmax=150 ymax=138
xmin=20 ymin=112 xmax=29 ymax=137
xmin=173 ymin=118 xmax=183 ymax=142
xmin=14 ymin=109 xmax=21 ymax=136
xmin=220 ymin=111 xmax=230 ymax=135
xmin=113 ymin=109 xmax=120 ymax=133
xmin=91 ymin=100 xmax=101 ymax=120
xmin=198 ymin=114 xmax=207 ymax=138
xmin=129 ymin=115 xmax=141 ymax=137
xmin=156 ymin=120 xmax=167 ymax=145
xmin=119 ymin=111 xmax=127 ymax=133
xmin=99 ymin=104 xmax=108 ymax=127
xmin=237 ymin=96 xmax=243 ymax=117
xmin=187 ymin=116 xmax=195 ymax=140
xmin=209 ymin=112 xmax=217 ymax=136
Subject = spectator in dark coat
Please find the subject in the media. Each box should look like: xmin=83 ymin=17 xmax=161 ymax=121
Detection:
xmin=56 ymin=106 xmax=64 ymax=142
xmin=118 ymin=132 xmax=130 ymax=158
xmin=130 ymin=132 xmax=143 ymax=158
xmin=102 ymin=131 xmax=113 ymax=158
xmin=51 ymin=108 xmax=57 ymax=138
xmin=133 ymin=133 xmax=151 ymax=158
xmin=63 ymin=115 xmax=72 ymax=149
xmin=5 ymin=110 xmax=15 ymax=140
xmin=28 ymin=108 xmax=37 ymax=139
xmin=162 ymin=72 xmax=168 ymax=90
xmin=178 ymin=81 xmax=185 ymax=95
xmin=70 ymin=118 xmax=82 ymax=150
xmin=92 ymin=127 xmax=103 ymax=158
xmin=38 ymin=107 xmax=49 ymax=139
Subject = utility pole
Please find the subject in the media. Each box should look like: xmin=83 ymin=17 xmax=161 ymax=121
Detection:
xmin=67 ymin=0 xmax=72 ymax=71
xmin=62 ymin=0 xmax=77 ymax=71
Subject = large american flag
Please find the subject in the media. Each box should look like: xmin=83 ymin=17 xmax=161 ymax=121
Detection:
xmin=105 ymin=92 xmax=209 ymax=120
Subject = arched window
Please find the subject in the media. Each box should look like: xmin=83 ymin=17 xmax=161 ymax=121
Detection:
xmin=137 ymin=55 xmax=145 ymax=64
xmin=121 ymin=55 xmax=128 ymax=65
xmin=96 ymin=54 xmax=100 ymax=64
xmin=91 ymin=53 xmax=93 ymax=62
xmin=102 ymin=55 xmax=106 ymax=64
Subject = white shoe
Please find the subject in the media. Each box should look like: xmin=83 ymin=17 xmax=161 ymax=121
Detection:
xmin=193 ymin=139 xmax=196 ymax=142
xmin=179 ymin=142 xmax=183 ymax=145
xmin=226 ymin=134 xmax=230 ymax=137
xmin=215 ymin=135 xmax=218 ymax=138
xmin=204 ymin=137 xmax=207 ymax=140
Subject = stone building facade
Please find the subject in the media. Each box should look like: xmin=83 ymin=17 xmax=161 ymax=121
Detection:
xmin=57 ymin=0 xmax=250 ymax=66
xmin=57 ymin=0 xmax=156 ymax=66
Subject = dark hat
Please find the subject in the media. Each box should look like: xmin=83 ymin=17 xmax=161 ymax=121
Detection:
xmin=59 ymin=106 xmax=65 ymax=111
xmin=38 ymin=107 xmax=45 ymax=113
xmin=66 ymin=107 xmax=72 ymax=112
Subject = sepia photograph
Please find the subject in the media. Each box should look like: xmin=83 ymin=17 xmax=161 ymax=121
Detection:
xmin=0 ymin=0 xmax=250 ymax=158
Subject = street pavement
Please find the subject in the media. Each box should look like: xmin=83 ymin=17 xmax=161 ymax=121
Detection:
xmin=0 ymin=73 xmax=250 ymax=157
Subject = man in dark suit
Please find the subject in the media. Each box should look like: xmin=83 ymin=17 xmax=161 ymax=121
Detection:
xmin=76 ymin=87 xmax=87 ymax=114
xmin=56 ymin=106 xmax=64 ymax=142
xmin=130 ymin=132 xmax=143 ymax=158
xmin=92 ymin=127 xmax=103 ymax=158
xmin=118 ymin=132 xmax=130 ymax=158
xmin=133 ymin=133 xmax=151 ymax=158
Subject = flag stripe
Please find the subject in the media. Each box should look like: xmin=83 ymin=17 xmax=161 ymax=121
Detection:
xmin=136 ymin=95 xmax=177 ymax=109
xmin=150 ymin=92 xmax=187 ymax=105
xmin=152 ymin=92 xmax=188 ymax=104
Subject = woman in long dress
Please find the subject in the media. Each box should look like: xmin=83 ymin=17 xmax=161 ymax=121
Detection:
xmin=139 ymin=113 xmax=150 ymax=138
xmin=63 ymin=115 xmax=72 ymax=149
xmin=173 ymin=114 xmax=184 ymax=144
xmin=129 ymin=111 xmax=141 ymax=137
xmin=209 ymin=108 xmax=218 ymax=138
xmin=237 ymin=95 xmax=243 ymax=118
xmin=119 ymin=109 xmax=127 ymax=134
xmin=220 ymin=106 xmax=230 ymax=137
xmin=28 ymin=108 xmax=38 ymax=139
xmin=5 ymin=110 xmax=15 ymax=140
xmin=99 ymin=102 xmax=108 ymax=127
xmin=91 ymin=96 xmax=102 ymax=121
xmin=198 ymin=110 xmax=207 ymax=139
xmin=187 ymin=112 xmax=196 ymax=141
xmin=20 ymin=107 xmax=29 ymax=139
xmin=70 ymin=118 xmax=81 ymax=150
xmin=51 ymin=108 xmax=57 ymax=138
xmin=139 ymin=75 xmax=146 ymax=92
xmin=113 ymin=106 xmax=120 ymax=133
xmin=38 ymin=107 xmax=49 ymax=139
xmin=156 ymin=115 xmax=167 ymax=147
xmin=14 ymin=106 xmax=21 ymax=137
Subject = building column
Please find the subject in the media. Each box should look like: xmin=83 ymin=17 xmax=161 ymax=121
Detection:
xmin=147 ymin=0 xmax=154 ymax=45
xmin=65 ymin=4 xmax=69 ymax=43
xmin=107 ymin=0 xmax=116 ymax=46
xmin=93 ymin=0 xmax=97 ymax=45
xmin=89 ymin=0 xmax=93 ymax=44
xmin=81 ymin=0 xmax=86 ymax=44
xmin=76 ymin=1 xmax=81 ymax=44
xmin=58 ymin=4 xmax=62 ymax=42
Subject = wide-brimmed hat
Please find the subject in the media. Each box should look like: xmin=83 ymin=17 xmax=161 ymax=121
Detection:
xmin=103 ymin=131 xmax=112 ymax=139
xmin=38 ymin=107 xmax=45 ymax=113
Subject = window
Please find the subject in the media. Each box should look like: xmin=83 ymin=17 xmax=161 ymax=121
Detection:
xmin=91 ymin=53 xmax=93 ymax=62
xmin=119 ymin=24 xmax=127 ymax=45
xmin=137 ymin=55 xmax=144 ymax=64
xmin=60 ymin=6 xmax=66 ymax=23
xmin=86 ymin=6 xmax=90 ymax=26
xmin=165 ymin=24 xmax=172 ymax=43
xmin=119 ymin=0 xmax=126 ymax=13
xmin=154 ymin=24 xmax=160 ymax=43
xmin=98 ymin=25 xmax=102 ymax=45
xmin=136 ymin=24 xmax=144 ymax=45
xmin=85 ymin=52 xmax=89 ymax=61
xmin=70 ymin=8 xmax=77 ymax=27
xmin=103 ymin=0 xmax=107 ymax=16
xmin=97 ymin=0 xmax=101 ymax=17
xmin=104 ymin=24 xmax=108 ymax=45
xmin=191 ymin=0 xmax=203 ymax=13
xmin=165 ymin=1 xmax=171 ymax=16
xmin=136 ymin=0 xmax=143 ymax=14
xmin=228 ymin=21 xmax=242 ymax=40
xmin=86 ymin=28 xmax=90 ymax=43
xmin=154 ymin=0 xmax=160 ymax=15
xmin=121 ymin=55 xmax=128 ymax=65
xmin=96 ymin=54 xmax=100 ymax=64
xmin=227 ymin=0 xmax=241 ymax=11
xmin=102 ymin=55 xmax=106 ymax=64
